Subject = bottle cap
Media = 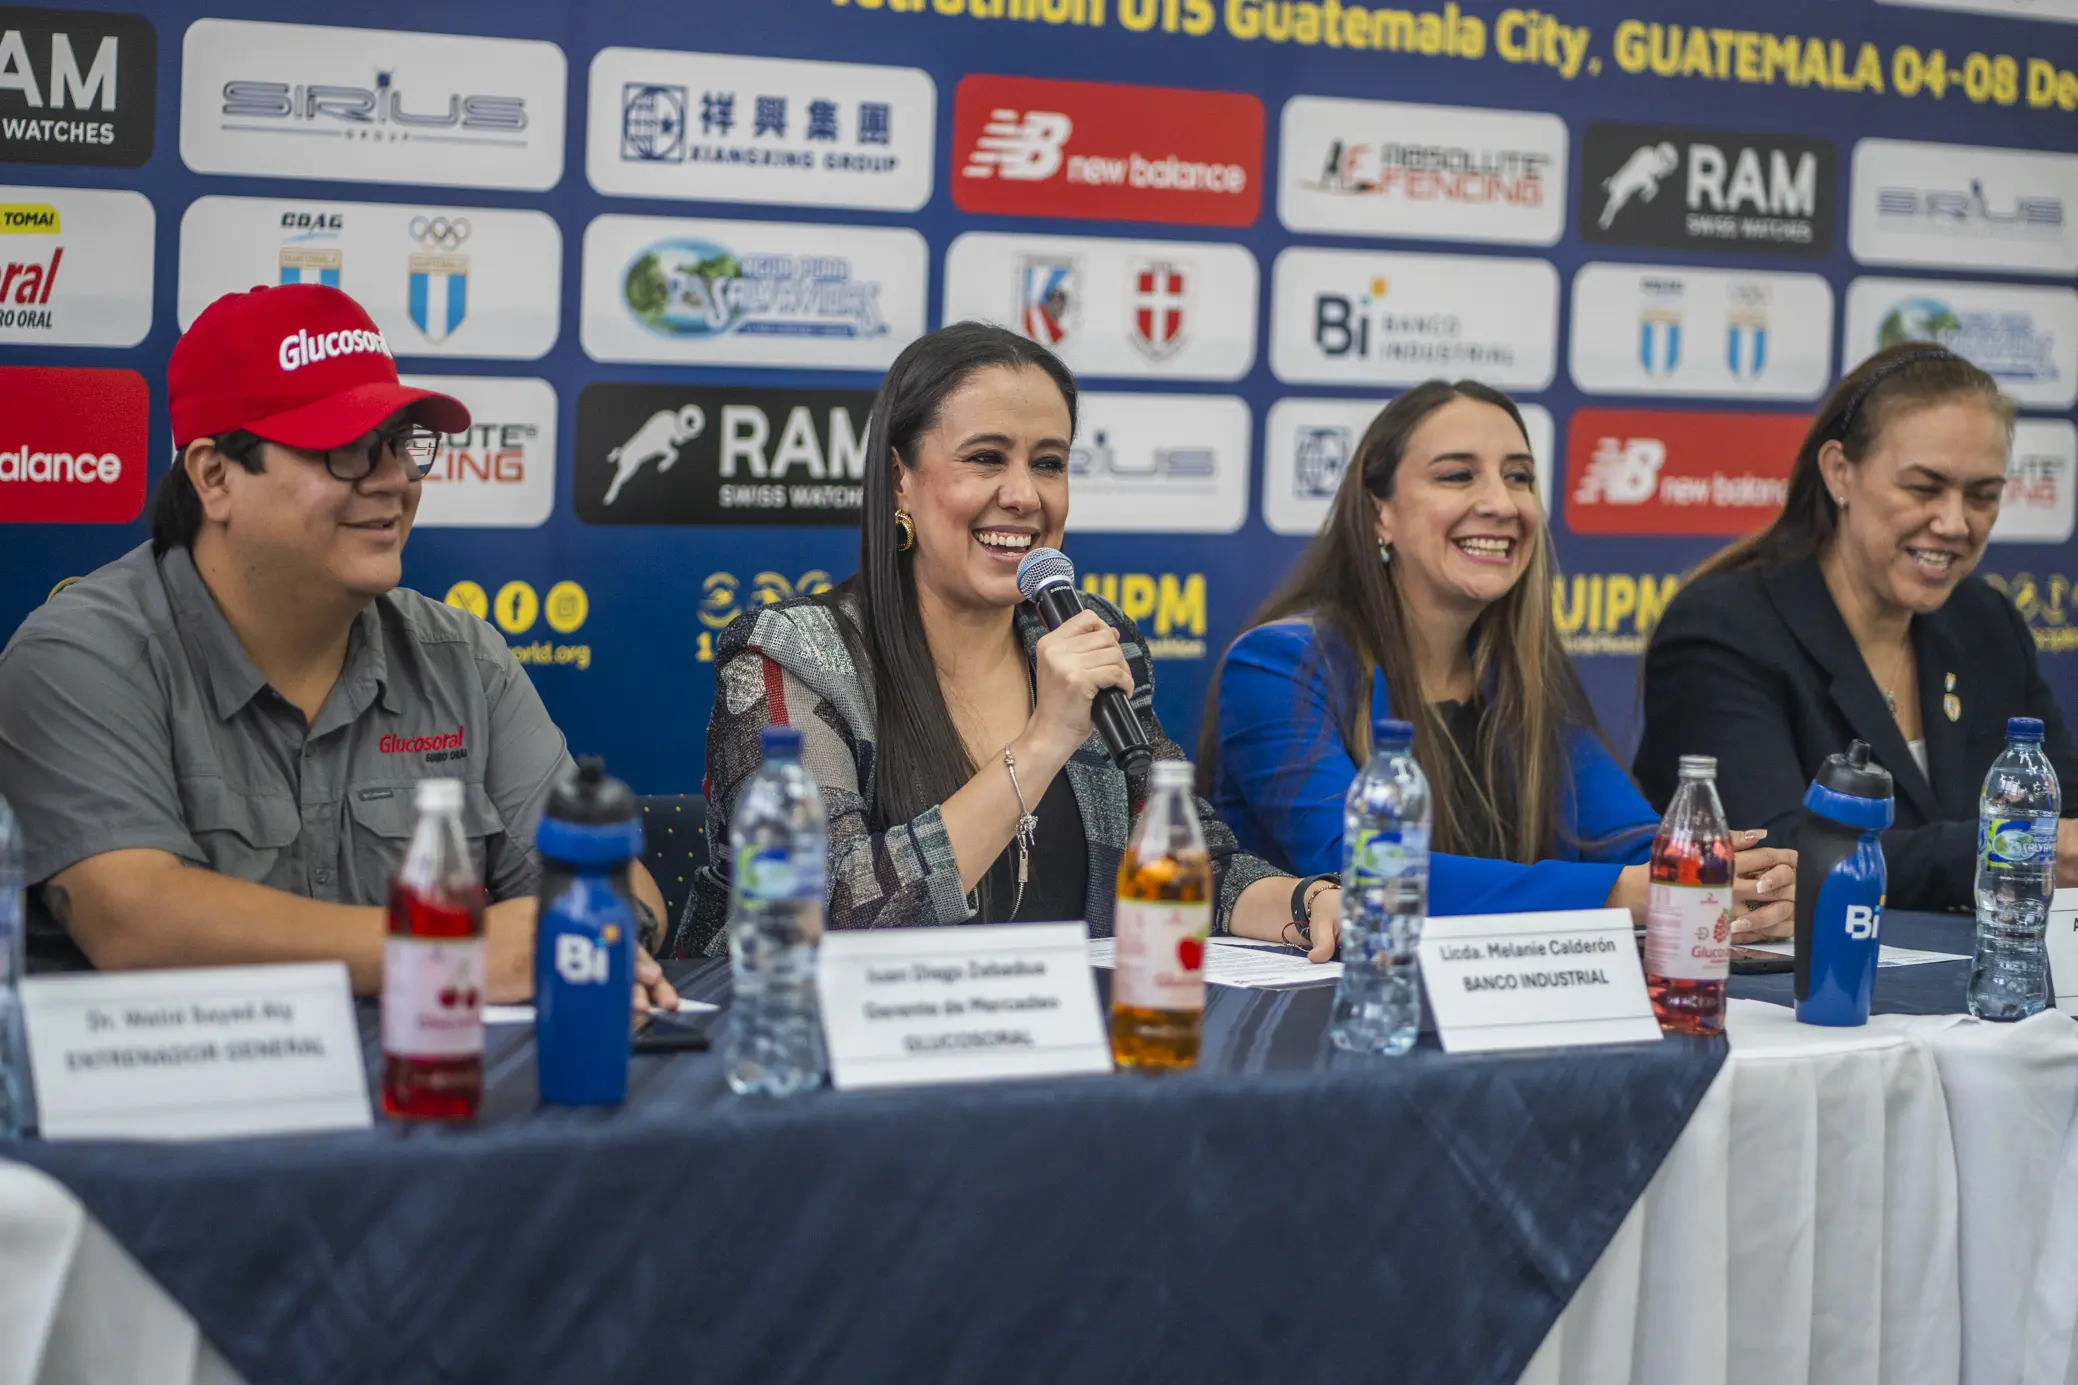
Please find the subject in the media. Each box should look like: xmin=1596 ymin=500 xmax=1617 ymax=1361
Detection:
xmin=1677 ymin=754 xmax=1717 ymax=780
xmin=1150 ymin=759 xmax=1193 ymax=789
xmin=1372 ymin=717 xmax=1414 ymax=751
xmin=761 ymin=725 xmax=803 ymax=758
xmin=1801 ymin=739 xmax=1894 ymax=831
xmin=2007 ymin=716 xmax=2046 ymax=742
xmin=413 ymin=778 xmax=463 ymax=813
xmin=536 ymin=756 xmax=643 ymax=867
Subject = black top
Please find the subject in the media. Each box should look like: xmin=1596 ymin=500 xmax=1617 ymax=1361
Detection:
xmin=1633 ymin=555 xmax=2078 ymax=911
xmin=980 ymin=766 xmax=1089 ymax=923
xmin=1432 ymin=698 xmax=1507 ymax=861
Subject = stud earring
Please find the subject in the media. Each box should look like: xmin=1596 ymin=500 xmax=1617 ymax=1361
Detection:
xmin=894 ymin=509 xmax=916 ymax=552
xmin=1378 ymin=542 xmax=1393 ymax=567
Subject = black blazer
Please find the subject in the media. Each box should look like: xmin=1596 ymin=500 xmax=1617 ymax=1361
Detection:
xmin=1634 ymin=556 xmax=2078 ymax=911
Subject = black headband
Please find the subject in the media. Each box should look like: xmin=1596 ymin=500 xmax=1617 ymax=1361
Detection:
xmin=1834 ymin=347 xmax=1961 ymax=439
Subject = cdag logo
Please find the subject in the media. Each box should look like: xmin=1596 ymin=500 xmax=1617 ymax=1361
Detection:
xmin=952 ymin=74 xmax=1263 ymax=227
xmin=0 ymin=7 xmax=155 ymax=168
xmin=1565 ymin=408 xmax=1811 ymax=537
xmin=576 ymin=383 xmax=875 ymax=526
xmin=0 ymin=364 xmax=147 ymax=523
xmin=1579 ymin=122 xmax=1835 ymax=257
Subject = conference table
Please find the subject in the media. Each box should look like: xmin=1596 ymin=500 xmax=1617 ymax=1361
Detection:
xmin=3 ymin=912 xmax=2076 ymax=1385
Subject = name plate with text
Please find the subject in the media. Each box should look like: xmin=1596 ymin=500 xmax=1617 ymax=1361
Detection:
xmin=816 ymin=922 xmax=1113 ymax=1090
xmin=2049 ymin=889 xmax=2078 ymax=1015
xmin=1418 ymin=909 xmax=1663 ymax=1054
xmin=20 ymin=963 xmax=373 ymax=1141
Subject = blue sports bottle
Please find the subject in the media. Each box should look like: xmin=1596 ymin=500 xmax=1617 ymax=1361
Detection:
xmin=1794 ymin=740 xmax=1893 ymax=1027
xmin=534 ymin=757 xmax=644 ymax=1105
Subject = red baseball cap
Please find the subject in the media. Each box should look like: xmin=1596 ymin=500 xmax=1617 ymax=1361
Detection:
xmin=168 ymin=283 xmax=470 ymax=450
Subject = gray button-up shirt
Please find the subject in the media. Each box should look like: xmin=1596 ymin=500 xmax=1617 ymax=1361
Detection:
xmin=0 ymin=543 xmax=574 ymax=966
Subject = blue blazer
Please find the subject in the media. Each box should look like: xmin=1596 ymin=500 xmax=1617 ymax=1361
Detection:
xmin=1211 ymin=620 xmax=1657 ymax=915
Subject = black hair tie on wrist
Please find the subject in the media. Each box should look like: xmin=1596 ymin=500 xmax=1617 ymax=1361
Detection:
xmin=1288 ymin=873 xmax=1338 ymax=940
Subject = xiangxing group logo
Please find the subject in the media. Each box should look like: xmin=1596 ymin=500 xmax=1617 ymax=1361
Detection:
xmin=179 ymin=19 xmax=566 ymax=191
xmin=575 ymin=383 xmax=876 ymax=527
xmin=942 ymin=232 xmax=1258 ymax=382
xmin=0 ymin=184 xmax=152 ymax=347
xmin=177 ymin=197 xmax=562 ymax=360
xmin=587 ymin=48 xmax=934 ymax=212
xmin=1844 ymin=277 xmax=2078 ymax=411
xmin=400 ymin=376 xmax=557 ymax=530
xmin=0 ymin=7 xmax=155 ymax=167
xmin=1270 ymin=246 xmax=1558 ymax=391
xmin=580 ymin=215 xmax=926 ymax=369
xmin=1277 ymin=97 xmax=1566 ymax=247
xmin=1569 ymin=264 xmax=1833 ymax=401
xmin=0 ymin=365 xmax=147 ymax=524
xmin=1851 ymin=140 xmax=2078 ymax=277
xmin=952 ymin=75 xmax=1263 ymax=227
xmin=1578 ymin=122 xmax=1835 ymax=257
xmin=1564 ymin=408 xmax=1811 ymax=537
xmin=1061 ymin=393 xmax=1251 ymax=535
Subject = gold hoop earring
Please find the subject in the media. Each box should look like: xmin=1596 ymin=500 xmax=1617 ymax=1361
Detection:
xmin=894 ymin=509 xmax=916 ymax=552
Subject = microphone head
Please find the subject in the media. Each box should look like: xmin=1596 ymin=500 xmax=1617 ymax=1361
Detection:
xmin=1015 ymin=547 xmax=1074 ymax=601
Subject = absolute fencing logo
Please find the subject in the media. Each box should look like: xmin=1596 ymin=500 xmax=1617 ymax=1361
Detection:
xmin=1569 ymin=264 xmax=1834 ymax=401
xmin=1277 ymin=96 xmax=1567 ymax=247
xmin=0 ymin=184 xmax=153 ymax=347
xmin=1578 ymin=122 xmax=1835 ymax=257
xmin=1992 ymin=420 xmax=2078 ymax=546
xmin=1844 ymin=277 xmax=2078 ymax=411
xmin=0 ymin=365 xmax=148 ymax=523
xmin=402 ymin=375 xmax=557 ymax=529
xmin=1564 ymin=408 xmax=1811 ymax=537
xmin=0 ymin=7 xmax=156 ymax=168
xmin=587 ymin=48 xmax=934 ymax=212
xmin=574 ymin=383 xmax=876 ymax=526
xmin=942 ymin=231 xmax=1258 ymax=382
xmin=951 ymin=74 xmax=1263 ymax=227
xmin=1850 ymin=139 xmax=2078 ymax=277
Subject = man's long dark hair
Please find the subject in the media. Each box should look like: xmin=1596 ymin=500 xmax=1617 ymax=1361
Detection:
xmin=823 ymin=321 xmax=1078 ymax=837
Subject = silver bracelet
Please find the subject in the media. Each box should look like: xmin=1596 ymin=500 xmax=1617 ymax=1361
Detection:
xmin=1002 ymin=743 xmax=1038 ymax=917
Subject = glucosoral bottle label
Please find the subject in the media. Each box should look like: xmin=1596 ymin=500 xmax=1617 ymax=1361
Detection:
xmin=381 ymin=936 xmax=485 ymax=1057
xmin=736 ymin=846 xmax=826 ymax=901
xmin=1113 ymin=899 xmax=1210 ymax=1012
xmin=1645 ymin=882 xmax=1731 ymax=981
xmin=1981 ymin=814 xmax=2058 ymax=870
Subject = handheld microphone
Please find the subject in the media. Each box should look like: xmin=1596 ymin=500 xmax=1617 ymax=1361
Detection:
xmin=1015 ymin=547 xmax=1153 ymax=776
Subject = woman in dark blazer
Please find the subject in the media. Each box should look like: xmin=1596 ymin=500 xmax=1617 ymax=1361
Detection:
xmin=1637 ymin=344 xmax=2078 ymax=912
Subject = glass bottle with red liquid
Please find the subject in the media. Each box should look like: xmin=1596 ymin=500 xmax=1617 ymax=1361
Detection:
xmin=381 ymin=778 xmax=486 ymax=1119
xmin=1645 ymin=754 xmax=1734 ymax=1037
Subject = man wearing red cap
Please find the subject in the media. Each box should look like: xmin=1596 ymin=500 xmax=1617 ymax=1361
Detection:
xmin=0 ymin=284 xmax=677 ymax=1009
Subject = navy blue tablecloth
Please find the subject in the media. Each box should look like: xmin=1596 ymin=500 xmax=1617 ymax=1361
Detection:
xmin=9 ymin=953 xmax=1730 ymax=1385
xmin=1729 ymin=908 xmax=1974 ymax=1014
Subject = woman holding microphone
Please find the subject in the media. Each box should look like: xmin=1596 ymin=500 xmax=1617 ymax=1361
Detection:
xmin=1208 ymin=380 xmax=1795 ymax=943
xmin=1636 ymin=344 xmax=2078 ymax=911
xmin=675 ymin=323 xmax=1340 ymax=957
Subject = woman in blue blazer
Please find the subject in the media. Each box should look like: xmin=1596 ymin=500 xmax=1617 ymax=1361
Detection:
xmin=1206 ymin=381 xmax=1795 ymax=949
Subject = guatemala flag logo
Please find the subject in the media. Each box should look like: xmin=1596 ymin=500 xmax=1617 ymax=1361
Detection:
xmin=1638 ymin=309 xmax=1681 ymax=377
xmin=407 ymin=216 xmax=471 ymax=345
xmin=1726 ymin=316 xmax=1768 ymax=380
xmin=278 ymin=246 xmax=341 ymax=288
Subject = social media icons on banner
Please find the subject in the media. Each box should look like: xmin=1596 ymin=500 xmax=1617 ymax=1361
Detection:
xmin=1842 ymin=277 xmax=2078 ymax=410
xmin=588 ymin=48 xmax=934 ymax=211
xmin=1850 ymin=139 xmax=2078 ymax=277
xmin=1262 ymin=397 xmax=1554 ymax=538
xmin=951 ymin=75 xmax=1263 ymax=227
xmin=1277 ymin=97 xmax=1567 ymax=246
xmin=178 ymin=19 xmax=567 ymax=191
xmin=575 ymin=384 xmax=876 ymax=525
xmin=0 ymin=186 xmax=153 ymax=347
xmin=0 ymin=365 xmax=147 ymax=524
xmin=1564 ymin=409 xmax=1812 ymax=537
xmin=942 ymin=232 xmax=1258 ymax=381
xmin=1063 ymin=393 xmax=1250 ymax=535
xmin=1270 ymin=247 xmax=1559 ymax=390
xmin=178 ymin=197 xmax=562 ymax=360
xmin=1993 ymin=420 xmax=2078 ymax=545
xmin=0 ymin=7 xmax=156 ymax=167
xmin=400 ymin=376 xmax=557 ymax=529
xmin=580 ymin=215 xmax=926 ymax=369
xmin=1569 ymin=264 xmax=1833 ymax=401
xmin=1577 ymin=123 xmax=1836 ymax=257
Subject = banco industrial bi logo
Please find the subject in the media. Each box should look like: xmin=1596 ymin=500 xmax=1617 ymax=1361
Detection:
xmin=0 ymin=7 xmax=156 ymax=168
xmin=1579 ymin=122 xmax=1835 ymax=257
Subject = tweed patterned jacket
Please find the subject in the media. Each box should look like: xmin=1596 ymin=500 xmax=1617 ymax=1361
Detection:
xmin=672 ymin=588 xmax=1285 ymax=957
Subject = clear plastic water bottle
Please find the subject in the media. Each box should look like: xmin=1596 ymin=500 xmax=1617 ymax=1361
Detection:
xmin=1 ymin=792 xmax=26 ymax=1138
xmin=1969 ymin=716 xmax=2061 ymax=1021
xmin=1330 ymin=718 xmax=1432 ymax=1056
xmin=725 ymin=726 xmax=828 ymax=1096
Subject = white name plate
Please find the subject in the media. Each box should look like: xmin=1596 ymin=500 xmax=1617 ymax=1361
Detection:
xmin=1418 ymin=908 xmax=1663 ymax=1054
xmin=2048 ymin=889 xmax=2078 ymax=1014
xmin=816 ymin=922 xmax=1113 ymax=1090
xmin=20 ymin=963 xmax=373 ymax=1141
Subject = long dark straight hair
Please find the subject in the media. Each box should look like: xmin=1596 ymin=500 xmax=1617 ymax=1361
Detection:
xmin=1200 ymin=380 xmax=1599 ymax=863
xmin=823 ymin=321 xmax=1079 ymax=835
xmin=1691 ymin=343 xmax=2013 ymax=581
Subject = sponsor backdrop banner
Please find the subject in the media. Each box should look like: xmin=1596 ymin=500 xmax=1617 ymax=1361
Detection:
xmin=5 ymin=0 xmax=2078 ymax=798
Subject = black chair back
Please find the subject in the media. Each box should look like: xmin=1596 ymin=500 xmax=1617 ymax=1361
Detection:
xmin=638 ymin=794 xmax=708 ymax=934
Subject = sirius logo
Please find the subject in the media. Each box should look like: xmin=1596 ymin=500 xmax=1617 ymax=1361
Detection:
xmin=220 ymin=72 xmax=527 ymax=137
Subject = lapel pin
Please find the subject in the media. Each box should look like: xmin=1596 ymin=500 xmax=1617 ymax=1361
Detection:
xmin=1945 ymin=672 xmax=1956 ymax=692
xmin=1945 ymin=693 xmax=1962 ymax=723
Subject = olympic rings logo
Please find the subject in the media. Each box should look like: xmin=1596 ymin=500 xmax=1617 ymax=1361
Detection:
xmin=410 ymin=216 xmax=472 ymax=251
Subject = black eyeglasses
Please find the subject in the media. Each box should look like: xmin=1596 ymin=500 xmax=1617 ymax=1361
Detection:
xmin=312 ymin=426 xmax=443 ymax=483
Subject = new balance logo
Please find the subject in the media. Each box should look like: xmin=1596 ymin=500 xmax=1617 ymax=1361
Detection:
xmin=1574 ymin=438 xmax=1666 ymax=505
xmin=963 ymin=109 xmax=1071 ymax=182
